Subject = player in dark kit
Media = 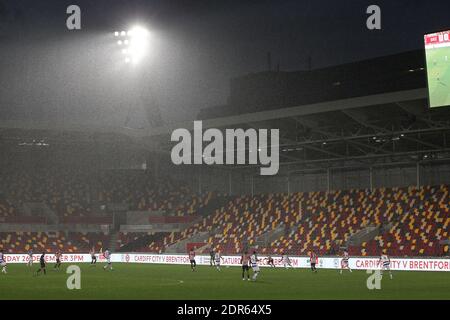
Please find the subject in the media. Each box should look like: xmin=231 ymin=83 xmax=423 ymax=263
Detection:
xmin=54 ymin=250 xmax=62 ymax=270
xmin=240 ymin=251 xmax=251 ymax=280
xmin=189 ymin=248 xmax=196 ymax=271
xmin=35 ymin=252 xmax=46 ymax=276
xmin=266 ymin=255 xmax=276 ymax=268
xmin=309 ymin=250 xmax=318 ymax=273
xmin=209 ymin=249 xmax=215 ymax=267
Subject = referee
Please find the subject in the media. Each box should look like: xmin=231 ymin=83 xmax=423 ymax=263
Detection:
xmin=35 ymin=252 xmax=46 ymax=276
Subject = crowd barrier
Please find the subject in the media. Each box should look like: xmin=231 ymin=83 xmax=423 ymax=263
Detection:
xmin=3 ymin=253 xmax=450 ymax=272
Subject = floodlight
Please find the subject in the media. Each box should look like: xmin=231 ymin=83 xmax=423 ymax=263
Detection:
xmin=113 ymin=25 xmax=150 ymax=65
xmin=127 ymin=26 xmax=150 ymax=64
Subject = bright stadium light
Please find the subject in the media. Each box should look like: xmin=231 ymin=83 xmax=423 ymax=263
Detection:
xmin=114 ymin=25 xmax=150 ymax=66
xmin=128 ymin=26 xmax=150 ymax=65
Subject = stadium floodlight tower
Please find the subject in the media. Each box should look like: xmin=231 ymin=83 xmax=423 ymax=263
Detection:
xmin=112 ymin=25 xmax=162 ymax=128
xmin=114 ymin=26 xmax=150 ymax=65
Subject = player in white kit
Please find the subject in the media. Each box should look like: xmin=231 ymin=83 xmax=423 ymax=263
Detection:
xmin=379 ymin=251 xmax=393 ymax=279
xmin=282 ymin=252 xmax=293 ymax=268
xmin=214 ymin=250 xmax=223 ymax=271
xmin=103 ymin=248 xmax=113 ymax=271
xmin=340 ymin=250 xmax=352 ymax=274
xmin=250 ymin=251 xmax=260 ymax=281
xmin=27 ymin=249 xmax=33 ymax=267
xmin=90 ymin=247 xmax=97 ymax=266
xmin=0 ymin=250 xmax=7 ymax=274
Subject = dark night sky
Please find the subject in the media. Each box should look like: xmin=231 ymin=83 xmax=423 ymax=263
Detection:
xmin=0 ymin=0 xmax=449 ymax=125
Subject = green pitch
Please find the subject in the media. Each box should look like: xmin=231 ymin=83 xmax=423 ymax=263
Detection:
xmin=1 ymin=263 xmax=450 ymax=300
xmin=426 ymin=46 xmax=450 ymax=108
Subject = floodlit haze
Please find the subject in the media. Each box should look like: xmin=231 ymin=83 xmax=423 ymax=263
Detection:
xmin=0 ymin=0 xmax=449 ymax=127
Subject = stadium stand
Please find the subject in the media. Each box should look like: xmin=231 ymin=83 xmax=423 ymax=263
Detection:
xmin=273 ymin=185 xmax=448 ymax=257
xmin=126 ymin=185 xmax=449 ymax=257
xmin=0 ymin=168 xmax=203 ymax=220
xmin=0 ymin=231 xmax=109 ymax=253
xmin=1 ymin=155 xmax=449 ymax=258
xmin=352 ymin=185 xmax=449 ymax=256
xmin=116 ymin=232 xmax=170 ymax=253
xmin=0 ymin=165 xmax=220 ymax=253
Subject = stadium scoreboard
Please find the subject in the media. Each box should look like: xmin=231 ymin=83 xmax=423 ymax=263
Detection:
xmin=424 ymin=29 xmax=450 ymax=108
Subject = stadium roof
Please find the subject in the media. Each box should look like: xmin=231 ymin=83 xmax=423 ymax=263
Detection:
xmin=198 ymin=50 xmax=427 ymax=119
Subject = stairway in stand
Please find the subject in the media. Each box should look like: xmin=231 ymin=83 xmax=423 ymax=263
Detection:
xmin=108 ymin=231 xmax=120 ymax=252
